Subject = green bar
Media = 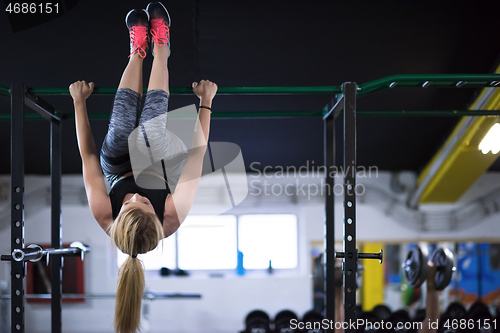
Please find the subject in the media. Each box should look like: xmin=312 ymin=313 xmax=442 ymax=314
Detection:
xmin=7 ymin=74 xmax=500 ymax=97
xmin=0 ymin=85 xmax=10 ymax=97
xmin=357 ymin=74 xmax=500 ymax=97
xmin=2 ymin=110 xmax=500 ymax=121
xmin=212 ymin=111 xmax=323 ymax=118
xmin=28 ymin=86 xmax=341 ymax=96
xmin=85 ymin=110 xmax=323 ymax=119
xmin=68 ymin=110 xmax=325 ymax=119
xmin=354 ymin=110 xmax=500 ymax=117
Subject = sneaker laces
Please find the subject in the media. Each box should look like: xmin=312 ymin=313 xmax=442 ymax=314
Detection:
xmin=150 ymin=19 xmax=170 ymax=55
xmin=129 ymin=25 xmax=148 ymax=58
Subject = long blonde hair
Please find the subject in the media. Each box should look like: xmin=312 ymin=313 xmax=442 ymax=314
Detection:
xmin=108 ymin=207 xmax=164 ymax=333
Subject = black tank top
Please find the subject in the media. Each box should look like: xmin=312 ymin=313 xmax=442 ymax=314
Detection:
xmin=109 ymin=176 xmax=171 ymax=223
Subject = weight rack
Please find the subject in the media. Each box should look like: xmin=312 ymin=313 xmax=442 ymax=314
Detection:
xmin=6 ymin=84 xmax=63 ymax=333
xmin=324 ymin=83 xmax=384 ymax=332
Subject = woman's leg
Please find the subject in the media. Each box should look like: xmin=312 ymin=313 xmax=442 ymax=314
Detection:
xmin=103 ymin=53 xmax=143 ymax=159
xmin=138 ymin=44 xmax=171 ymax=170
xmin=147 ymin=44 xmax=170 ymax=93
xmin=100 ymin=52 xmax=145 ymax=186
xmin=138 ymin=44 xmax=189 ymax=186
xmin=118 ymin=53 xmax=144 ymax=95
xmin=132 ymin=2 xmax=187 ymax=188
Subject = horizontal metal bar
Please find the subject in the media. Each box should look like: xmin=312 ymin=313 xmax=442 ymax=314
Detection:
xmin=8 ymin=243 xmax=90 ymax=262
xmin=335 ymin=250 xmax=383 ymax=263
xmin=12 ymin=247 xmax=43 ymax=262
xmin=0 ymin=293 xmax=202 ymax=300
xmin=1 ymin=74 xmax=498 ymax=99
xmin=28 ymin=86 xmax=340 ymax=96
xmin=212 ymin=111 xmax=323 ymax=118
xmin=358 ymin=74 xmax=500 ymax=97
xmin=347 ymin=110 xmax=500 ymax=117
xmin=2 ymin=109 xmax=500 ymax=121
xmin=24 ymin=93 xmax=61 ymax=122
xmin=0 ymin=85 xmax=9 ymax=97
xmin=359 ymin=250 xmax=383 ymax=263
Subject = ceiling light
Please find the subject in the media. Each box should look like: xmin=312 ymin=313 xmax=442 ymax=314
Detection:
xmin=478 ymin=123 xmax=500 ymax=154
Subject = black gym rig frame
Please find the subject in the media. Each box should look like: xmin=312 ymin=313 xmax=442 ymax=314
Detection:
xmin=9 ymin=84 xmax=63 ymax=333
xmin=5 ymin=75 xmax=498 ymax=332
xmin=4 ymin=81 xmax=382 ymax=333
xmin=324 ymin=83 xmax=383 ymax=333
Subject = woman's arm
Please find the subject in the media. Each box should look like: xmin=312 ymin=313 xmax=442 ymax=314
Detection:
xmin=163 ymin=80 xmax=217 ymax=234
xmin=418 ymin=263 xmax=439 ymax=333
xmin=70 ymin=81 xmax=113 ymax=233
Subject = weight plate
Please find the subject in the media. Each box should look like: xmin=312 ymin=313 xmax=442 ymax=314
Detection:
xmin=413 ymin=308 xmax=426 ymax=322
xmin=403 ymin=246 xmax=428 ymax=288
xmin=392 ymin=309 xmax=410 ymax=320
xmin=388 ymin=310 xmax=412 ymax=333
xmin=372 ymin=304 xmax=392 ymax=321
xmin=274 ymin=310 xmax=298 ymax=333
xmin=467 ymin=301 xmax=492 ymax=320
xmin=245 ymin=310 xmax=270 ymax=326
xmin=356 ymin=311 xmax=379 ymax=333
xmin=464 ymin=301 xmax=493 ymax=333
xmin=444 ymin=302 xmax=466 ymax=320
xmin=430 ymin=248 xmax=454 ymax=291
xmin=302 ymin=310 xmax=324 ymax=323
xmin=275 ymin=310 xmax=298 ymax=323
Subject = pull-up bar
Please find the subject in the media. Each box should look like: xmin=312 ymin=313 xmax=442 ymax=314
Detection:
xmin=356 ymin=73 xmax=500 ymax=97
xmin=1 ymin=74 xmax=500 ymax=97
xmin=2 ymin=109 xmax=500 ymax=121
xmin=0 ymin=85 xmax=340 ymax=96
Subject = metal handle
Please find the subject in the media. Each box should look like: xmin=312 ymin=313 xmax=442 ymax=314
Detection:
xmin=335 ymin=249 xmax=383 ymax=264
xmin=6 ymin=243 xmax=91 ymax=263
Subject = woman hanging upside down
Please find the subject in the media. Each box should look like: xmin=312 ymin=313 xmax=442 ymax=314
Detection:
xmin=69 ymin=2 xmax=217 ymax=332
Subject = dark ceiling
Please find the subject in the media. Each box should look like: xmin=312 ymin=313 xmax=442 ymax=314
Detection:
xmin=1 ymin=0 xmax=500 ymax=175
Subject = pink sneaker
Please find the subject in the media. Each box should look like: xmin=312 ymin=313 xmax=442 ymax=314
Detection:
xmin=146 ymin=2 xmax=171 ymax=57
xmin=125 ymin=9 xmax=150 ymax=58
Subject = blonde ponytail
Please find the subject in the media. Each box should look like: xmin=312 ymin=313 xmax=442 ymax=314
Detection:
xmin=108 ymin=207 xmax=164 ymax=333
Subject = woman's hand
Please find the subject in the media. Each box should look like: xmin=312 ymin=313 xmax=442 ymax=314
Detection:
xmin=69 ymin=80 xmax=94 ymax=103
xmin=426 ymin=261 xmax=438 ymax=290
xmin=192 ymin=80 xmax=217 ymax=101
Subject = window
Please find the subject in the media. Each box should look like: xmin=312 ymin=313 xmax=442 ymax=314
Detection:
xmin=116 ymin=214 xmax=298 ymax=272
xmin=177 ymin=215 xmax=238 ymax=270
xmin=117 ymin=235 xmax=176 ymax=270
xmin=238 ymin=214 xmax=298 ymax=269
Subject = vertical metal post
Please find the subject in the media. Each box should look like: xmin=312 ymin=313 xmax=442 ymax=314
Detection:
xmin=477 ymin=244 xmax=483 ymax=301
xmin=11 ymin=84 xmax=26 ymax=333
xmin=324 ymin=113 xmax=336 ymax=328
xmin=343 ymin=82 xmax=357 ymax=331
xmin=50 ymin=119 xmax=62 ymax=333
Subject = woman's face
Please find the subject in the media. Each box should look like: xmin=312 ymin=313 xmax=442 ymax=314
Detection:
xmin=120 ymin=193 xmax=155 ymax=215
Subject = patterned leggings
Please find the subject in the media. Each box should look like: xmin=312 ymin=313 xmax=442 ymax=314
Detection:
xmin=100 ymin=88 xmax=186 ymax=188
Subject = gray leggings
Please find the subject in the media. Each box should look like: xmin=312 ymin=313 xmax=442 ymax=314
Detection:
xmin=100 ymin=88 xmax=183 ymax=188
